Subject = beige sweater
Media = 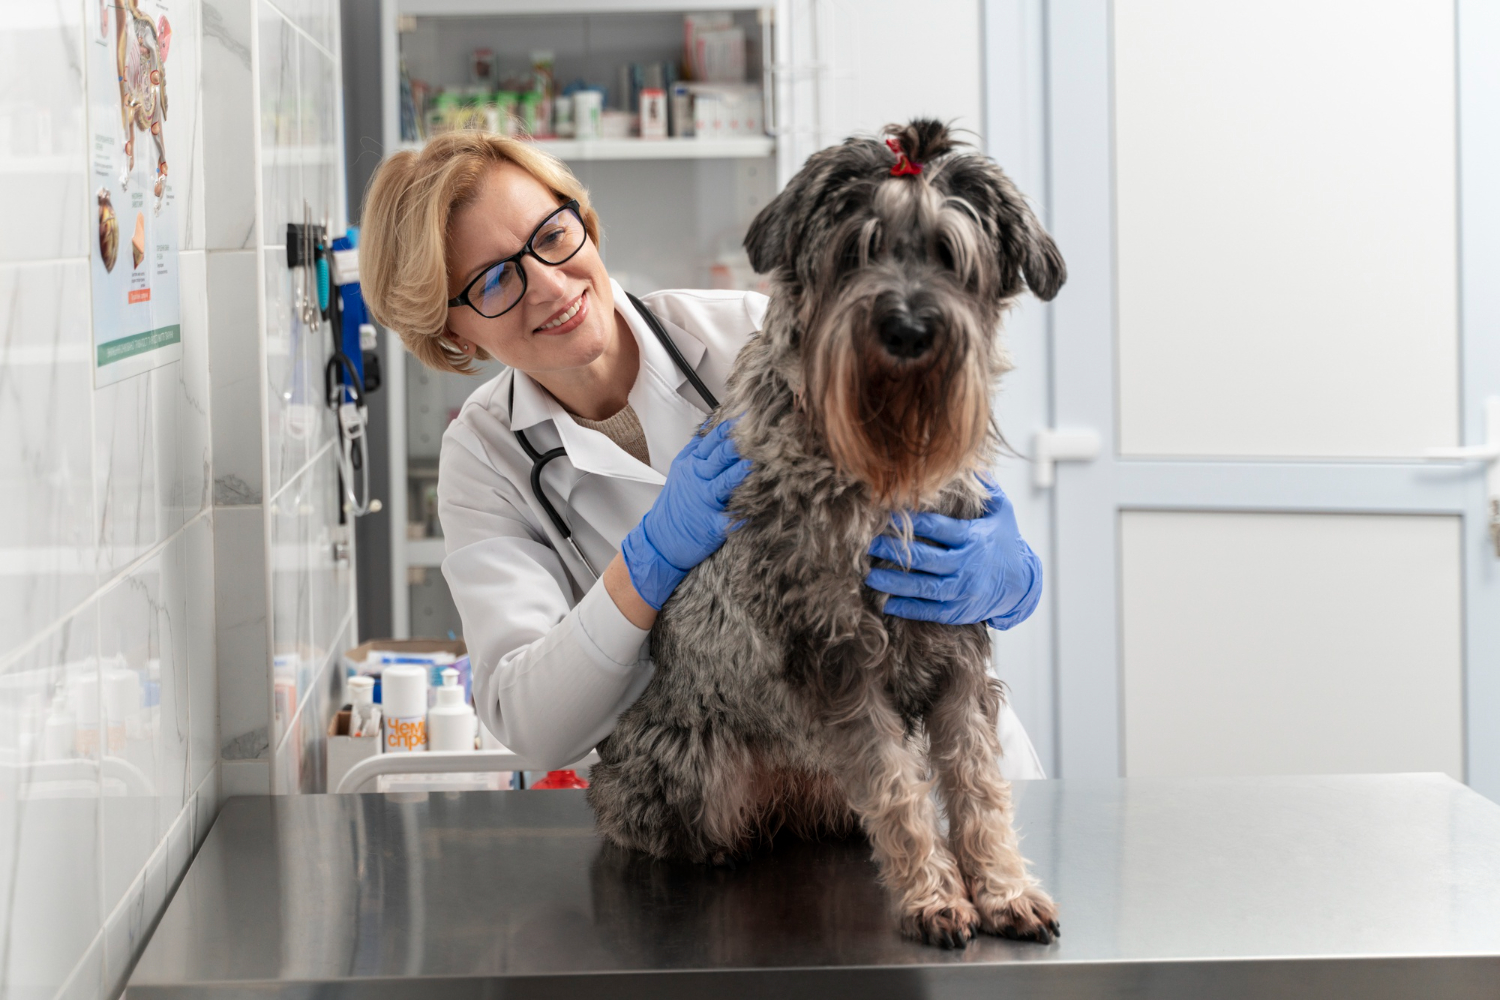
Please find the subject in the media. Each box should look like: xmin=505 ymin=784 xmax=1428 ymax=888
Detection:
xmin=572 ymin=404 xmax=651 ymax=466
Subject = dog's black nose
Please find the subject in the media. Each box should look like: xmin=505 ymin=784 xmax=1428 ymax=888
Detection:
xmin=878 ymin=315 xmax=933 ymax=359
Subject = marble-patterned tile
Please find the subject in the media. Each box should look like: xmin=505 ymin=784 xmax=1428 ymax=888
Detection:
xmin=299 ymin=619 xmax=348 ymax=793
xmin=221 ymin=758 xmax=270 ymax=798
xmin=309 ymin=447 xmax=352 ymax=669
xmin=0 ymin=607 xmax=102 ymax=1000
xmin=264 ymin=247 xmax=334 ymax=501
xmin=184 ymin=514 xmax=217 ymax=787
xmin=259 ymin=6 xmax=303 ymax=244
xmin=94 ymin=332 xmax=208 ymax=581
xmin=270 ymin=0 xmax=338 ymax=60
xmin=165 ymin=793 xmax=194 ymax=882
xmin=202 ymin=0 xmax=258 ymax=250
xmin=101 ymin=864 xmax=147 ymax=1000
xmin=55 ymin=929 xmax=104 ymax=1000
xmin=300 ymin=35 xmax=342 ymax=233
xmin=0 ymin=0 xmax=88 ymax=262
xmin=206 ymin=249 xmax=263 ymax=506
xmin=92 ymin=365 xmax=163 ymax=581
xmin=163 ymin=0 xmax=207 ymax=251
xmin=0 ymin=260 xmax=96 ymax=658
xmin=102 ymin=833 xmax=173 ymax=999
xmin=97 ymin=540 xmax=193 ymax=918
xmin=301 ymin=450 xmax=348 ymax=667
xmin=214 ymin=505 xmax=270 ymax=761
xmin=269 ymin=459 xmax=315 ymax=747
xmin=192 ymin=764 xmax=220 ymax=849
xmin=170 ymin=250 xmax=212 ymax=523
xmin=273 ymin=703 xmax=301 ymax=793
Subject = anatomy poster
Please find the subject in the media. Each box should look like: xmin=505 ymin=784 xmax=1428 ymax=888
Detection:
xmin=87 ymin=0 xmax=181 ymax=386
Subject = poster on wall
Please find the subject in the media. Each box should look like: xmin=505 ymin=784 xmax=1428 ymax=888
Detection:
xmin=87 ymin=0 xmax=181 ymax=387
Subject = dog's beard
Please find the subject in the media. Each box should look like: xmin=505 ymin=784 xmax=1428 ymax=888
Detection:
xmin=806 ymin=291 xmax=990 ymax=509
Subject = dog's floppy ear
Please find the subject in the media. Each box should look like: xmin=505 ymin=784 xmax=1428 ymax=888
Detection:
xmin=744 ymin=176 xmax=802 ymax=275
xmin=1017 ymin=214 xmax=1066 ymax=302
xmin=745 ymin=137 xmax=890 ymax=275
xmin=988 ymin=172 xmax=1066 ymax=302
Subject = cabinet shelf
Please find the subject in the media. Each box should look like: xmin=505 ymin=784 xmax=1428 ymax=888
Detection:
xmin=385 ymin=0 xmax=793 ymax=637
xmin=398 ymin=135 xmax=775 ymax=162
xmin=397 ymin=0 xmax=772 ymax=15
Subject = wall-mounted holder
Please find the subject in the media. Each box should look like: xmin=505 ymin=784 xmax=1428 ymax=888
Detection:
xmin=1425 ymin=397 xmax=1500 ymax=557
xmin=1033 ymin=428 xmax=1102 ymax=489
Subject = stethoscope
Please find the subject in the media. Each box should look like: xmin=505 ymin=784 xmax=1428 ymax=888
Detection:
xmin=510 ymin=291 xmax=720 ymax=583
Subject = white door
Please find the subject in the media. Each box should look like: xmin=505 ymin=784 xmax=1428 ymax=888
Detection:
xmin=1042 ymin=0 xmax=1500 ymax=800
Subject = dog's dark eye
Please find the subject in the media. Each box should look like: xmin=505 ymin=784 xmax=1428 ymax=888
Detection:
xmin=937 ymin=237 xmax=957 ymax=271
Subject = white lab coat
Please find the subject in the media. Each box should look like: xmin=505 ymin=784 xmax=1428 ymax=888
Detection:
xmin=439 ymin=278 xmax=1045 ymax=777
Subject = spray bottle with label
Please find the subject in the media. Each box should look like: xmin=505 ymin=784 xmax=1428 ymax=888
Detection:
xmin=382 ymin=663 xmax=428 ymax=753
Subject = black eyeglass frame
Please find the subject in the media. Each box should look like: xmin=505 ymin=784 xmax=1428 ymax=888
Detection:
xmin=446 ymin=199 xmax=586 ymax=319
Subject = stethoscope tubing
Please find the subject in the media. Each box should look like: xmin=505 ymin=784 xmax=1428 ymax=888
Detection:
xmin=509 ymin=293 xmax=721 ymax=584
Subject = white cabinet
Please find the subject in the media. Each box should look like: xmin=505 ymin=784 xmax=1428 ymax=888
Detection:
xmin=378 ymin=0 xmax=811 ymax=636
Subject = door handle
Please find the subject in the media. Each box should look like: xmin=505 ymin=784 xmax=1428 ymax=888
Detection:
xmin=1424 ymin=397 xmax=1500 ymax=556
xmin=1033 ymin=428 xmax=1101 ymax=489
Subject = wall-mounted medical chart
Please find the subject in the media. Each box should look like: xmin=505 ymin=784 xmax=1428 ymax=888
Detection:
xmin=87 ymin=0 xmax=181 ymax=387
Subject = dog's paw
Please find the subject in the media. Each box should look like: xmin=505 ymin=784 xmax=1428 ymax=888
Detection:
xmin=901 ymin=898 xmax=980 ymax=949
xmin=974 ymin=884 xmax=1060 ymax=944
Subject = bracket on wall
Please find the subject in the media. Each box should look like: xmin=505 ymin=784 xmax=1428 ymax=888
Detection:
xmin=1033 ymin=428 xmax=1102 ymax=489
xmin=1425 ymin=397 xmax=1500 ymax=556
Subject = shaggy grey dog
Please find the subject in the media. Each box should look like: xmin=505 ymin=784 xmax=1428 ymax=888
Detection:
xmin=587 ymin=119 xmax=1066 ymax=948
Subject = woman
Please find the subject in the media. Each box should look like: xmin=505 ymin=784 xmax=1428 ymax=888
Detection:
xmin=360 ymin=131 xmax=1046 ymax=776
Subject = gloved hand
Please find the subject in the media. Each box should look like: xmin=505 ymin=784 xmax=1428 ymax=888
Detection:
xmin=865 ymin=480 xmax=1042 ymax=630
xmin=620 ymin=419 xmax=752 ymax=610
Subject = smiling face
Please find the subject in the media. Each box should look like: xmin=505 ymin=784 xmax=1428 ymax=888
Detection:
xmin=445 ymin=161 xmax=618 ymax=375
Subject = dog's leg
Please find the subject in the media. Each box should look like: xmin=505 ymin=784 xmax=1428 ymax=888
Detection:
xmin=928 ymin=672 xmax=1059 ymax=943
xmin=827 ymin=698 xmax=977 ymax=948
xmin=589 ymin=713 xmax=757 ymax=864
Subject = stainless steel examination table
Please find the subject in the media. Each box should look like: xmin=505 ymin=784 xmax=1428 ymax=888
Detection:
xmin=128 ymin=773 xmax=1500 ymax=999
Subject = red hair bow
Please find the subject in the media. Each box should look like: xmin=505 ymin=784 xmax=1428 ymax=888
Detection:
xmin=885 ymin=137 xmax=922 ymax=177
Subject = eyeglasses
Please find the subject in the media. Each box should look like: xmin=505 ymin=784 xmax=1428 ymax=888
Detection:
xmin=447 ymin=200 xmax=588 ymax=319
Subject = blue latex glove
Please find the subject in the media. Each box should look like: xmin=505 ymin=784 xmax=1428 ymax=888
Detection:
xmin=620 ymin=420 xmax=752 ymax=610
xmin=865 ymin=481 xmax=1042 ymax=630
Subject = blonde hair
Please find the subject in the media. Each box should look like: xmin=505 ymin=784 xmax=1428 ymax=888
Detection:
xmin=360 ymin=130 xmax=602 ymax=374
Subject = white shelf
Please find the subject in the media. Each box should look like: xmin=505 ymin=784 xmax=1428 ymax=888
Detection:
xmin=399 ymin=0 xmax=772 ymax=16
xmin=383 ymin=0 xmax=796 ymax=637
xmin=398 ymin=135 xmax=774 ymax=162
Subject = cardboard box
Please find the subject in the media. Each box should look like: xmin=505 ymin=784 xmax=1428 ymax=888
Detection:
xmin=327 ymin=709 xmax=381 ymax=792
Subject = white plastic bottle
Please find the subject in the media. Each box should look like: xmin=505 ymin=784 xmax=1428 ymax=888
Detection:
xmin=427 ymin=668 xmax=476 ymax=752
xmin=42 ymin=694 xmax=75 ymax=761
xmin=382 ymin=663 xmax=428 ymax=753
xmin=102 ymin=664 xmax=141 ymax=753
xmin=348 ymin=675 xmax=379 ymax=737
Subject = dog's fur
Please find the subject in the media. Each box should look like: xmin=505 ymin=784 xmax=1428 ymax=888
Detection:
xmin=586 ymin=120 xmax=1066 ymax=948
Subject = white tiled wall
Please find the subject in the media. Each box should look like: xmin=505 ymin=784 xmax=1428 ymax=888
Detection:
xmin=0 ymin=0 xmax=351 ymax=997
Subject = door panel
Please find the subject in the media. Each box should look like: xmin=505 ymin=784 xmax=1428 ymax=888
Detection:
xmin=1114 ymin=0 xmax=1459 ymax=459
xmin=1046 ymin=0 xmax=1500 ymax=799
xmin=1120 ymin=511 xmax=1463 ymax=780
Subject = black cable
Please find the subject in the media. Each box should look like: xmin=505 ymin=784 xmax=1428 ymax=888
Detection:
xmin=626 ymin=292 xmax=720 ymax=411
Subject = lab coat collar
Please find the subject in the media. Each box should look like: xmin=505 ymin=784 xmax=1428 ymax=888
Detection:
xmin=613 ymin=279 xmax=710 ymax=400
xmin=507 ymin=364 xmax=554 ymax=436
xmin=504 ymin=281 xmax=711 ymax=488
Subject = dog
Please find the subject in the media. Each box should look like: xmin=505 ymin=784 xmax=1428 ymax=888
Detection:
xmin=586 ymin=119 xmax=1066 ymax=948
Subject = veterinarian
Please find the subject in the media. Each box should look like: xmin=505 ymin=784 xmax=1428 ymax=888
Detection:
xmin=361 ymin=131 xmax=1047 ymax=778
